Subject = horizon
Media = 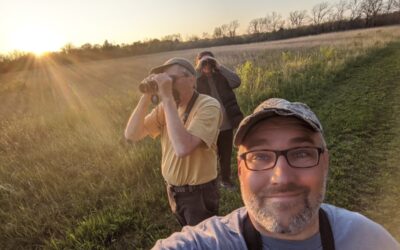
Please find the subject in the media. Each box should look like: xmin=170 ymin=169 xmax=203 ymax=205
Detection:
xmin=1 ymin=0 xmax=326 ymax=55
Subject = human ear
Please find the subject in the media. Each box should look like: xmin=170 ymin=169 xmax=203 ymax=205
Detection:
xmin=321 ymin=149 xmax=330 ymax=171
xmin=237 ymin=158 xmax=243 ymax=176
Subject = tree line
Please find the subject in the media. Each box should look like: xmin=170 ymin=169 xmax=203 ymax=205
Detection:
xmin=1 ymin=0 xmax=399 ymax=73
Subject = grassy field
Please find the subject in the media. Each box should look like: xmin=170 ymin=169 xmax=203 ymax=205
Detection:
xmin=1 ymin=26 xmax=400 ymax=249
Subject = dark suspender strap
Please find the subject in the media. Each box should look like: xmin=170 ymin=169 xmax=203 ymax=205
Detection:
xmin=243 ymin=208 xmax=335 ymax=250
xmin=319 ymin=208 xmax=335 ymax=250
xmin=242 ymin=213 xmax=262 ymax=250
xmin=182 ymin=91 xmax=199 ymax=125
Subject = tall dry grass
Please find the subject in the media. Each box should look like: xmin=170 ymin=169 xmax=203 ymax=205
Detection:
xmin=0 ymin=26 xmax=399 ymax=249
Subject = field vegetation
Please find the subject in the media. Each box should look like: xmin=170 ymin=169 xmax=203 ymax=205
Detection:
xmin=0 ymin=26 xmax=399 ymax=249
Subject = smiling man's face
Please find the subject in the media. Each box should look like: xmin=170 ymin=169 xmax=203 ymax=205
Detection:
xmin=238 ymin=116 xmax=329 ymax=236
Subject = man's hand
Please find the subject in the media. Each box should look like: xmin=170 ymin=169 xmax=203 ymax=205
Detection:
xmin=198 ymin=56 xmax=220 ymax=70
xmin=153 ymin=73 xmax=174 ymax=102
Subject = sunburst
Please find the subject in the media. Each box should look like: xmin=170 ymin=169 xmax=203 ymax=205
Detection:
xmin=10 ymin=24 xmax=63 ymax=56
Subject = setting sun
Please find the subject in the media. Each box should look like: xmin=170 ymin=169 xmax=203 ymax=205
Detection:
xmin=10 ymin=25 xmax=63 ymax=56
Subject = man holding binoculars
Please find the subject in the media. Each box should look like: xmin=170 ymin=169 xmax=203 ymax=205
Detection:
xmin=124 ymin=57 xmax=222 ymax=226
xmin=196 ymin=51 xmax=243 ymax=190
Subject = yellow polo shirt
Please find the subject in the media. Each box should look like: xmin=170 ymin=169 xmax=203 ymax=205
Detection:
xmin=144 ymin=94 xmax=221 ymax=186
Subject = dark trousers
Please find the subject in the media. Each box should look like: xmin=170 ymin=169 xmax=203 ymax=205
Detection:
xmin=217 ymin=129 xmax=233 ymax=183
xmin=166 ymin=179 xmax=219 ymax=226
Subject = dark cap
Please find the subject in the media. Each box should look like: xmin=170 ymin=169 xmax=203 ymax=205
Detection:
xmin=150 ymin=57 xmax=196 ymax=76
xmin=234 ymin=98 xmax=323 ymax=146
xmin=196 ymin=51 xmax=215 ymax=61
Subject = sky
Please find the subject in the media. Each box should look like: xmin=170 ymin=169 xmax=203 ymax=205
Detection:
xmin=0 ymin=0 xmax=325 ymax=55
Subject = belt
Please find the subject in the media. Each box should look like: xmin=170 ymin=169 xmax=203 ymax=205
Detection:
xmin=167 ymin=179 xmax=217 ymax=193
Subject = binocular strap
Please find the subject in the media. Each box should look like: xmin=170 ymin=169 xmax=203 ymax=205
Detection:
xmin=182 ymin=91 xmax=199 ymax=125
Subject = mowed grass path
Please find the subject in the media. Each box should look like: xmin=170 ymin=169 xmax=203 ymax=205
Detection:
xmin=309 ymin=41 xmax=400 ymax=240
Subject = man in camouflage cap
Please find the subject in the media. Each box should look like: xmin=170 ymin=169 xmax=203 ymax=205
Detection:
xmin=153 ymin=98 xmax=399 ymax=249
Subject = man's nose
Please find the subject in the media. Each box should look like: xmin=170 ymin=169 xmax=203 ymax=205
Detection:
xmin=270 ymin=155 xmax=295 ymax=185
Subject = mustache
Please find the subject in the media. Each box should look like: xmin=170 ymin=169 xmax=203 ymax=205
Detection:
xmin=261 ymin=183 xmax=310 ymax=196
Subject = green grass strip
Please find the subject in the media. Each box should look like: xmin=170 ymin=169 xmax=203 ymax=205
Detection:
xmin=315 ymin=41 xmax=400 ymax=240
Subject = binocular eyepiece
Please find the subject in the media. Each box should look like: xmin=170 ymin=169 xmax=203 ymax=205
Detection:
xmin=200 ymin=58 xmax=217 ymax=69
xmin=139 ymin=80 xmax=158 ymax=94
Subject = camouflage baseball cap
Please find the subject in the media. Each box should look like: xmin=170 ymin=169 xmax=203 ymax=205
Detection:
xmin=150 ymin=57 xmax=196 ymax=76
xmin=233 ymin=98 xmax=323 ymax=146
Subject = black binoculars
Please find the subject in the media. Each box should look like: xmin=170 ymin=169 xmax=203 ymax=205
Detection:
xmin=200 ymin=58 xmax=217 ymax=68
xmin=138 ymin=76 xmax=181 ymax=105
xmin=139 ymin=80 xmax=158 ymax=94
xmin=138 ymin=80 xmax=159 ymax=104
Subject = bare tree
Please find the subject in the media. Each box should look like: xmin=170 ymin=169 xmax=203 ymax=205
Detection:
xmin=220 ymin=24 xmax=229 ymax=37
xmin=311 ymin=2 xmax=333 ymax=24
xmin=185 ymin=34 xmax=199 ymax=42
xmin=261 ymin=17 xmax=271 ymax=33
xmin=395 ymin=0 xmax=400 ymax=10
xmin=247 ymin=18 xmax=263 ymax=34
xmin=93 ymin=44 xmax=102 ymax=50
xmin=213 ymin=27 xmax=222 ymax=38
xmin=361 ymin=0 xmax=384 ymax=25
xmin=259 ymin=17 xmax=270 ymax=32
xmin=81 ymin=43 xmax=93 ymax=50
xmin=161 ymin=33 xmax=182 ymax=42
xmin=61 ymin=43 xmax=75 ymax=54
xmin=213 ymin=21 xmax=239 ymax=38
xmin=202 ymin=32 xmax=210 ymax=39
xmin=7 ymin=50 xmax=30 ymax=60
xmin=348 ymin=0 xmax=363 ymax=19
xmin=288 ymin=10 xmax=308 ymax=28
xmin=266 ymin=12 xmax=285 ymax=31
xmin=102 ymin=40 xmax=112 ymax=50
xmin=228 ymin=20 xmax=240 ymax=37
xmin=383 ymin=0 xmax=396 ymax=12
xmin=331 ymin=0 xmax=349 ymax=21
xmin=248 ymin=15 xmax=282 ymax=34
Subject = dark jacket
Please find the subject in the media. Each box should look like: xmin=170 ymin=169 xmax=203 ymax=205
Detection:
xmin=196 ymin=67 xmax=243 ymax=128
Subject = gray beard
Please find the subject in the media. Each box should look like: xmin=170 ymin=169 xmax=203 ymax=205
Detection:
xmin=241 ymin=182 xmax=325 ymax=235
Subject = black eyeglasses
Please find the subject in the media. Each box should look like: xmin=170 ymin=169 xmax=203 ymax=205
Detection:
xmin=240 ymin=147 xmax=324 ymax=171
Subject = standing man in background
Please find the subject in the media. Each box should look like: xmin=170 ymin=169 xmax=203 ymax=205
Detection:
xmin=125 ymin=57 xmax=222 ymax=226
xmin=196 ymin=51 xmax=243 ymax=190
